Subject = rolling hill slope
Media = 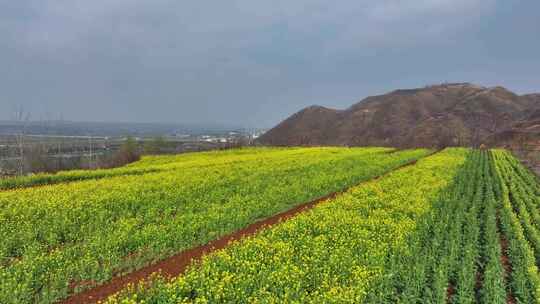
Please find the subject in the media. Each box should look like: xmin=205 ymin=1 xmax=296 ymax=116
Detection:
xmin=259 ymin=83 xmax=540 ymax=149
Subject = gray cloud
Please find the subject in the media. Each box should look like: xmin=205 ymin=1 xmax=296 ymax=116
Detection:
xmin=0 ymin=0 xmax=538 ymax=127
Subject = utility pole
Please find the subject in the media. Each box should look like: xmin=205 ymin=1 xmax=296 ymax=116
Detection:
xmin=57 ymin=113 xmax=64 ymax=170
xmin=13 ymin=106 xmax=31 ymax=176
xmin=89 ymin=135 xmax=93 ymax=169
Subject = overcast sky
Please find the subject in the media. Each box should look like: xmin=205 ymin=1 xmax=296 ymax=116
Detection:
xmin=1 ymin=1 xmax=539 ymax=127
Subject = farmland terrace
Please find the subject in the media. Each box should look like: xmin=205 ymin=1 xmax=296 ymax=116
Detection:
xmin=0 ymin=147 xmax=538 ymax=303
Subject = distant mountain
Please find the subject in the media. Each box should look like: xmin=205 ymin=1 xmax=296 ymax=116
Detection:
xmin=258 ymin=83 xmax=540 ymax=149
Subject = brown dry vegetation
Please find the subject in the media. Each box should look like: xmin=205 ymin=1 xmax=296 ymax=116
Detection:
xmin=259 ymin=83 xmax=540 ymax=150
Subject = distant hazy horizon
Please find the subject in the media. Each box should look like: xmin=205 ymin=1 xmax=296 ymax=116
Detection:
xmin=0 ymin=118 xmax=250 ymax=130
xmin=1 ymin=1 xmax=539 ymax=127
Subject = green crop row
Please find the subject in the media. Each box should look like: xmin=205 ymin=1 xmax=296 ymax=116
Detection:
xmin=366 ymin=150 xmax=488 ymax=303
xmin=0 ymin=147 xmax=426 ymax=304
xmin=368 ymin=149 xmax=540 ymax=304
xmin=105 ymin=148 xmax=468 ymax=304
xmin=492 ymin=150 xmax=540 ymax=303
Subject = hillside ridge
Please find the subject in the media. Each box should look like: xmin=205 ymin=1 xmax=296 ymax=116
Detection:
xmin=259 ymin=83 xmax=540 ymax=149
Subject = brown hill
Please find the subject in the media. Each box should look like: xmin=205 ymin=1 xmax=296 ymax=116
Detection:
xmin=259 ymin=83 xmax=540 ymax=149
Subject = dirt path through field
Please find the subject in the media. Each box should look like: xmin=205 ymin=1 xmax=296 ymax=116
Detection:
xmin=61 ymin=152 xmax=438 ymax=304
xmin=496 ymin=212 xmax=516 ymax=304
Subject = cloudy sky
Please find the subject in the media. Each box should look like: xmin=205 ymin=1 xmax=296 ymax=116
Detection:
xmin=1 ymin=1 xmax=539 ymax=127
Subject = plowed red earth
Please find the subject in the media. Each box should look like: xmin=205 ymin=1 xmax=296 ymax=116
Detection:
xmin=446 ymin=283 xmax=456 ymax=303
xmin=497 ymin=213 xmax=516 ymax=304
xmin=61 ymin=155 xmax=431 ymax=304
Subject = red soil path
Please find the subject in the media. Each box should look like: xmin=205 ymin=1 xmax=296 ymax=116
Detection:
xmin=497 ymin=213 xmax=516 ymax=304
xmin=446 ymin=283 xmax=456 ymax=303
xmin=61 ymin=154 xmax=434 ymax=304
xmin=63 ymin=192 xmax=338 ymax=304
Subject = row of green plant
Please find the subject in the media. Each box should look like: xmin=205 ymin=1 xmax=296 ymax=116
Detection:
xmin=368 ymin=150 xmax=540 ymax=304
xmin=105 ymin=148 xmax=468 ymax=303
xmin=365 ymin=150 xmax=488 ymax=303
xmin=491 ymin=150 xmax=540 ymax=303
xmin=497 ymin=150 xmax=540 ymax=195
xmin=0 ymin=147 xmax=425 ymax=303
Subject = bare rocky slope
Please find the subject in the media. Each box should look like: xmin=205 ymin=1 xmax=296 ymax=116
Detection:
xmin=259 ymin=83 xmax=540 ymax=150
